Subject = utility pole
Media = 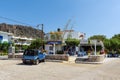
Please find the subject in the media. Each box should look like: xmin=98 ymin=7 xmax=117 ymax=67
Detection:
xmin=36 ymin=24 xmax=44 ymax=49
xmin=41 ymin=24 xmax=43 ymax=39
xmin=41 ymin=24 xmax=44 ymax=50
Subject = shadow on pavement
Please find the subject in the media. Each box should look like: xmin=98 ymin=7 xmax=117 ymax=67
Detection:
xmin=16 ymin=63 xmax=35 ymax=66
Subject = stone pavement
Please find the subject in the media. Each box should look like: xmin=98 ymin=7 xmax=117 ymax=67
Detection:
xmin=0 ymin=58 xmax=120 ymax=80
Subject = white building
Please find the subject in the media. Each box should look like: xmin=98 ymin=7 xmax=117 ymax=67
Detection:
xmin=12 ymin=36 xmax=34 ymax=46
xmin=45 ymin=30 xmax=85 ymax=54
xmin=0 ymin=31 xmax=34 ymax=52
xmin=63 ymin=30 xmax=85 ymax=40
xmin=0 ymin=30 xmax=34 ymax=45
xmin=0 ymin=31 xmax=13 ymax=43
xmin=45 ymin=30 xmax=85 ymax=41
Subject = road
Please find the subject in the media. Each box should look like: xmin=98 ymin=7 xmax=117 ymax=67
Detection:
xmin=0 ymin=58 xmax=120 ymax=80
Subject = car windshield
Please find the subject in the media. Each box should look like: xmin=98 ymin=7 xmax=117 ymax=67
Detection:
xmin=24 ymin=50 xmax=38 ymax=56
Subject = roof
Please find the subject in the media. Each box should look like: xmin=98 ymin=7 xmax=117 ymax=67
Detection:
xmin=80 ymin=40 xmax=104 ymax=46
xmin=0 ymin=31 xmax=13 ymax=35
xmin=12 ymin=36 xmax=34 ymax=40
xmin=47 ymin=41 xmax=62 ymax=44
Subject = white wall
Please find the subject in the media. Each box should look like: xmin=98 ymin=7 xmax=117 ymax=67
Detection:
xmin=45 ymin=45 xmax=53 ymax=54
xmin=45 ymin=31 xmax=85 ymax=41
xmin=55 ymin=45 xmax=62 ymax=51
xmin=0 ymin=33 xmax=9 ymax=42
xmin=63 ymin=31 xmax=85 ymax=40
xmin=45 ymin=44 xmax=62 ymax=54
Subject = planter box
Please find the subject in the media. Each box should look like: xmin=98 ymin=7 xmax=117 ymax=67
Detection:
xmin=88 ymin=54 xmax=105 ymax=62
xmin=8 ymin=54 xmax=23 ymax=58
xmin=45 ymin=54 xmax=69 ymax=61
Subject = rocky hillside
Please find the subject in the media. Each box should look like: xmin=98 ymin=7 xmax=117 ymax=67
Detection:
xmin=0 ymin=23 xmax=43 ymax=38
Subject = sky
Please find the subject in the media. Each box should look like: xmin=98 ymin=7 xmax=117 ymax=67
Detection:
xmin=0 ymin=0 xmax=120 ymax=39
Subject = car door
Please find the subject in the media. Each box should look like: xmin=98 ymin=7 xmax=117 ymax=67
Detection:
xmin=38 ymin=52 xmax=45 ymax=60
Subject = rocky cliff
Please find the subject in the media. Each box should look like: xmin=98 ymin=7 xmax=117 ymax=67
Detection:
xmin=0 ymin=23 xmax=43 ymax=38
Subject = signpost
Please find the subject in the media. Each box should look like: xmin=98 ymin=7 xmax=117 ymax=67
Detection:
xmin=91 ymin=40 xmax=97 ymax=55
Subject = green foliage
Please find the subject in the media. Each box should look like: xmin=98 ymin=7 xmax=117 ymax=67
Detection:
xmin=89 ymin=34 xmax=120 ymax=53
xmin=103 ymin=39 xmax=111 ymax=50
xmin=110 ymin=38 xmax=120 ymax=50
xmin=103 ymin=37 xmax=120 ymax=52
xmin=56 ymin=50 xmax=64 ymax=54
xmin=21 ymin=45 xmax=29 ymax=50
xmin=0 ymin=41 xmax=9 ymax=53
xmin=65 ymin=38 xmax=80 ymax=46
xmin=28 ymin=38 xmax=45 ymax=49
xmin=112 ymin=34 xmax=120 ymax=40
xmin=117 ymin=49 xmax=120 ymax=54
xmin=89 ymin=35 xmax=106 ymax=41
xmin=15 ymin=45 xmax=19 ymax=51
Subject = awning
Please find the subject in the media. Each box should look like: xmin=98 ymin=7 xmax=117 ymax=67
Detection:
xmin=47 ymin=41 xmax=62 ymax=45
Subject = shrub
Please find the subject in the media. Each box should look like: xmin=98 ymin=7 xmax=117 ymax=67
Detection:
xmin=56 ymin=50 xmax=64 ymax=54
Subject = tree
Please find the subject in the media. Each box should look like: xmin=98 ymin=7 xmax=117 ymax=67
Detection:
xmin=28 ymin=38 xmax=45 ymax=49
xmin=103 ymin=39 xmax=111 ymax=50
xmin=1 ymin=41 xmax=9 ymax=53
xmin=21 ymin=45 xmax=29 ymax=50
xmin=89 ymin=35 xmax=106 ymax=41
xmin=103 ymin=38 xmax=120 ymax=53
xmin=65 ymin=38 xmax=80 ymax=46
xmin=112 ymin=34 xmax=120 ymax=40
xmin=111 ymin=34 xmax=120 ymax=53
xmin=0 ymin=42 xmax=2 ymax=51
xmin=110 ymin=38 xmax=120 ymax=50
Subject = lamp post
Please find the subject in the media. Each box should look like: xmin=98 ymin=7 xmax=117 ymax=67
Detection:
xmin=36 ymin=24 xmax=44 ymax=49
xmin=92 ymin=40 xmax=97 ymax=55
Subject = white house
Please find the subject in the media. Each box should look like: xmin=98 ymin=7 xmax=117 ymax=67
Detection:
xmin=0 ymin=31 xmax=13 ymax=43
xmin=45 ymin=30 xmax=85 ymax=54
xmin=0 ymin=31 xmax=35 ymax=53
xmin=12 ymin=36 xmax=34 ymax=46
xmin=45 ymin=30 xmax=85 ymax=41
xmin=63 ymin=30 xmax=85 ymax=40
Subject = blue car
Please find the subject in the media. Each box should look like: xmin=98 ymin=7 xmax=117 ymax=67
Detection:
xmin=77 ymin=51 xmax=87 ymax=57
xmin=22 ymin=49 xmax=46 ymax=65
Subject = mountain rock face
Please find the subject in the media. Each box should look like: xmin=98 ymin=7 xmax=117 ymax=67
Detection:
xmin=0 ymin=23 xmax=43 ymax=38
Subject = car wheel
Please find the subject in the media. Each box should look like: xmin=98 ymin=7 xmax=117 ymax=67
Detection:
xmin=23 ymin=61 xmax=26 ymax=64
xmin=39 ymin=60 xmax=41 ymax=63
xmin=42 ymin=59 xmax=45 ymax=62
xmin=34 ymin=59 xmax=39 ymax=65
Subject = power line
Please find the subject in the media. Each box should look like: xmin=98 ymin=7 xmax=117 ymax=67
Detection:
xmin=0 ymin=16 xmax=33 ymax=26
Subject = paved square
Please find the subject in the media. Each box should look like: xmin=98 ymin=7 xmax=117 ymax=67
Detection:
xmin=0 ymin=58 xmax=120 ymax=80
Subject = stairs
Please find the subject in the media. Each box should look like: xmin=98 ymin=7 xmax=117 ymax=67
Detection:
xmin=67 ymin=56 xmax=77 ymax=63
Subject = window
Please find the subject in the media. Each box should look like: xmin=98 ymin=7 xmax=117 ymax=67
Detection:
xmin=49 ymin=46 xmax=53 ymax=50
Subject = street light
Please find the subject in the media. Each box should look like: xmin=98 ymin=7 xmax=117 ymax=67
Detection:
xmin=91 ymin=40 xmax=97 ymax=55
xmin=36 ymin=24 xmax=43 ymax=39
xmin=36 ymin=24 xmax=44 ymax=49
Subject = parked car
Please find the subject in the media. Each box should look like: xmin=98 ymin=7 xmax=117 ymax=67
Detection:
xmin=77 ymin=51 xmax=87 ymax=57
xmin=107 ymin=52 xmax=119 ymax=58
xmin=22 ymin=49 xmax=46 ymax=65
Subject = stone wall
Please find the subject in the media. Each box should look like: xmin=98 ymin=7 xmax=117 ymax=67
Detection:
xmin=8 ymin=54 xmax=69 ymax=61
xmin=45 ymin=54 xmax=69 ymax=61
xmin=8 ymin=54 xmax=23 ymax=58
xmin=88 ymin=54 xmax=105 ymax=62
